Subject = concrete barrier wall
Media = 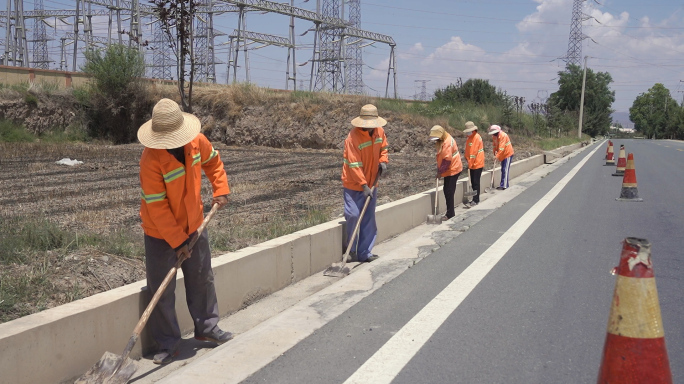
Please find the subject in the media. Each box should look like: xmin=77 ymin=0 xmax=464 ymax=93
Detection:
xmin=0 ymin=144 xmax=586 ymax=384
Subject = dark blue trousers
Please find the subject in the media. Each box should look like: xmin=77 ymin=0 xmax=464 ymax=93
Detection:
xmin=500 ymin=156 xmax=513 ymax=189
xmin=343 ymin=187 xmax=377 ymax=262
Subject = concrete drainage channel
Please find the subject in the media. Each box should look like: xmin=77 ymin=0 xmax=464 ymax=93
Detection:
xmin=0 ymin=141 xmax=594 ymax=384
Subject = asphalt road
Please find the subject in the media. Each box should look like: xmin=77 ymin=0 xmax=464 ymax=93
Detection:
xmin=242 ymin=139 xmax=684 ymax=384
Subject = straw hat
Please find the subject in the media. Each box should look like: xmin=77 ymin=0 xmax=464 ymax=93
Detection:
xmin=463 ymin=121 xmax=478 ymax=133
xmin=137 ymin=98 xmax=201 ymax=149
xmin=429 ymin=125 xmax=446 ymax=141
xmin=488 ymin=125 xmax=502 ymax=135
xmin=351 ymin=104 xmax=387 ymax=128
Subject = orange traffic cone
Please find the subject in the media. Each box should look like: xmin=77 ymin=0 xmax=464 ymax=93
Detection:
xmin=605 ymin=141 xmax=615 ymax=166
xmin=616 ymin=153 xmax=643 ymax=202
xmin=612 ymin=145 xmax=626 ymax=176
xmin=597 ymin=237 xmax=672 ymax=384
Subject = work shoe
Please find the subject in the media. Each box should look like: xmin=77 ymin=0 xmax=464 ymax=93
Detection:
xmin=496 ymin=186 xmax=505 ymax=190
xmin=441 ymin=215 xmax=449 ymax=221
xmin=463 ymin=202 xmax=472 ymax=209
xmin=195 ymin=327 xmax=234 ymax=344
xmin=365 ymin=254 xmax=380 ymax=263
xmin=153 ymin=349 xmax=179 ymax=365
xmin=470 ymin=201 xmax=478 ymax=207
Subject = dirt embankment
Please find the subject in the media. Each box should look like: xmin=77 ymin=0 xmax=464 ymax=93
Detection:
xmin=0 ymin=85 xmax=543 ymax=323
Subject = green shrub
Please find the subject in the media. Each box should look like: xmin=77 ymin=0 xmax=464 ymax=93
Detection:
xmin=80 ymin=44 xmax=151 ymax=144
xmin=82 ymin=44 xmax=146 ymax=97
xmin=0 ymin=119 xmax=33 ymax=142
xmin=24 ymin=93 xmax=38 ymax=107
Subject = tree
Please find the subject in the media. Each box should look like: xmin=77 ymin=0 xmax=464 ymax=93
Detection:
xmin=434 ymin=79 xmax=506 ymax=106
xmin=548 ymin=64 xmax=615 ymax=137
xmin=151 ymin=0 xmax=197 ymax=112
xmin=629 ymin=83 xmax=680 ymax=139
xmin=81 ymin=44 xmax=149 ymax=143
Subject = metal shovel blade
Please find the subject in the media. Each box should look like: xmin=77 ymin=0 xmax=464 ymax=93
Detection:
xmin=74 ymin=351 xmax=138 ymax=384
xmin=323 ymin=262 xmax=350 ymax=277
xmin=426 ymin=214 xmax=441 ymax=225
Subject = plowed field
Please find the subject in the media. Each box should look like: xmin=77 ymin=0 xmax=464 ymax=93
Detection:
xmin=0 ymin=137 xmax=538 ymax=322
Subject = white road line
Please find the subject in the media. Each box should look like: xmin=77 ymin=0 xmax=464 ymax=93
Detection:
xmin=343 ymin=143 xmax=603 ymax=384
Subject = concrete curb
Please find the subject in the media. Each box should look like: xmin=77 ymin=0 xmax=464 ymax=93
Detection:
xmin=0 ymin=142 xmax=586 ymax=384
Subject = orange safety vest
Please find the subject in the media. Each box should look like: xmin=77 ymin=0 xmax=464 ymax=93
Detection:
xmin=341 ymin=127 xmax=389 ymax=191
xmin=465 ymin=132 xmax=485 ymax=169
xmin=139 ymin=133 xmax=230 ymax=249
xmin=436 ymin=133 xmax=463 ymax=178
xmin=492 ymin=131 xmax=514 ymax=162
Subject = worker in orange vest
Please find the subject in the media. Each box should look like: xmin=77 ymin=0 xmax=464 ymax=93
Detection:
xmin=429 ymin=125 xmax=463 ymax=220
xmin=463 ymin=121 xmax=484 ymax=208
xmin=138 ymin=99 xmax=233 ymax=365
xmin=341 ymin=104 xmax=389 ymax=263
xmin=488 ymin=124 xmax=514 ymax=190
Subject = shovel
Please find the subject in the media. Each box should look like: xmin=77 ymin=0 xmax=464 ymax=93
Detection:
xmin=76 ymin=203 xmax=221 ymax=384
xmin=484 ymin=158 xmax=497 ymax=193
xmin=324 ymin=175 xmax=380 ymax=277
xmin=427 ymin=178 xmax=441 ymax=224
xmin=462 ymin=173 xmax=477 ymax=204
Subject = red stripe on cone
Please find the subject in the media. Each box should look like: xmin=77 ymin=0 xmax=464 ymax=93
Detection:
xmin=598 ymin=334 xmax=671 ymax=383
xmin=606 ymin=142 xmax=615 ymax=164
xmin=615 ymin=235 xmax=653 ymax=278
xmin=597 ymin=238 xmax=672 ymax=384
xmin=617 ymin=154 xmax=642 ymax=201
xmin=616 ymin=146 xmax=627 ymax=170
xmin=622 ymin=154 xmax=637 ymax=186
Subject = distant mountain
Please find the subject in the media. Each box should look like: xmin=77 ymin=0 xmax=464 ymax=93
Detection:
xmin=611 ymin=111 xmax=633 ymax=128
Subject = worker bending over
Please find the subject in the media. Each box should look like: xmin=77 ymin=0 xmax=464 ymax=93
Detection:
xmin=463 ymin=121 xmax=484 ymax=208
xmin=429 ymin=125 xmax=463 ymax=220
xmin=488 ymin=124 xmax=514 ymax=190
xmin=138 ymin=98 xmax=233 ymax=365
xmin=341 ymin=104 xmax=389 ymax=263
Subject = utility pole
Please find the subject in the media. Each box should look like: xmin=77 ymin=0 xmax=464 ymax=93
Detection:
xmin=578 ymin=55 xmax=588 ymax=139
xmin=73 ymin=0 xmax=80 ymax=71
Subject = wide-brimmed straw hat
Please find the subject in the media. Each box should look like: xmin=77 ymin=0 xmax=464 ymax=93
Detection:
xmin=351 ymin=104 xmax=387 ymax=128
xmin=137 ymin=98 xmax=201 ymax=149
xmin=463 ymin=121 xmax=478 ymax=133
xmin=429 ymin=125 xmax=446 ymax=141
xmin=488 ymin=125 xmax=502 ymax=135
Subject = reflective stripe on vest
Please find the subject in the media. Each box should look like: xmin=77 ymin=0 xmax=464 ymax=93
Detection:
xmin=344 ymin=158 xmax=363 ymax=168
xmin=163 ymin=166 xmax=186 ymax=183
xmin=191 ymin=152 xmax=201 ymax=166
xmin=202 ymin=148 xmax=218 ymax=165
xmin=358 ymin=141 xmax=373 ymax=150
xmin=141 ymin=190 xmax=167 ymax=204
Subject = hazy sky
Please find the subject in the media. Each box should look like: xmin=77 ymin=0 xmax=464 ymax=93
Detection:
xmin=7 ymin=0 xmax=684 ymax=115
